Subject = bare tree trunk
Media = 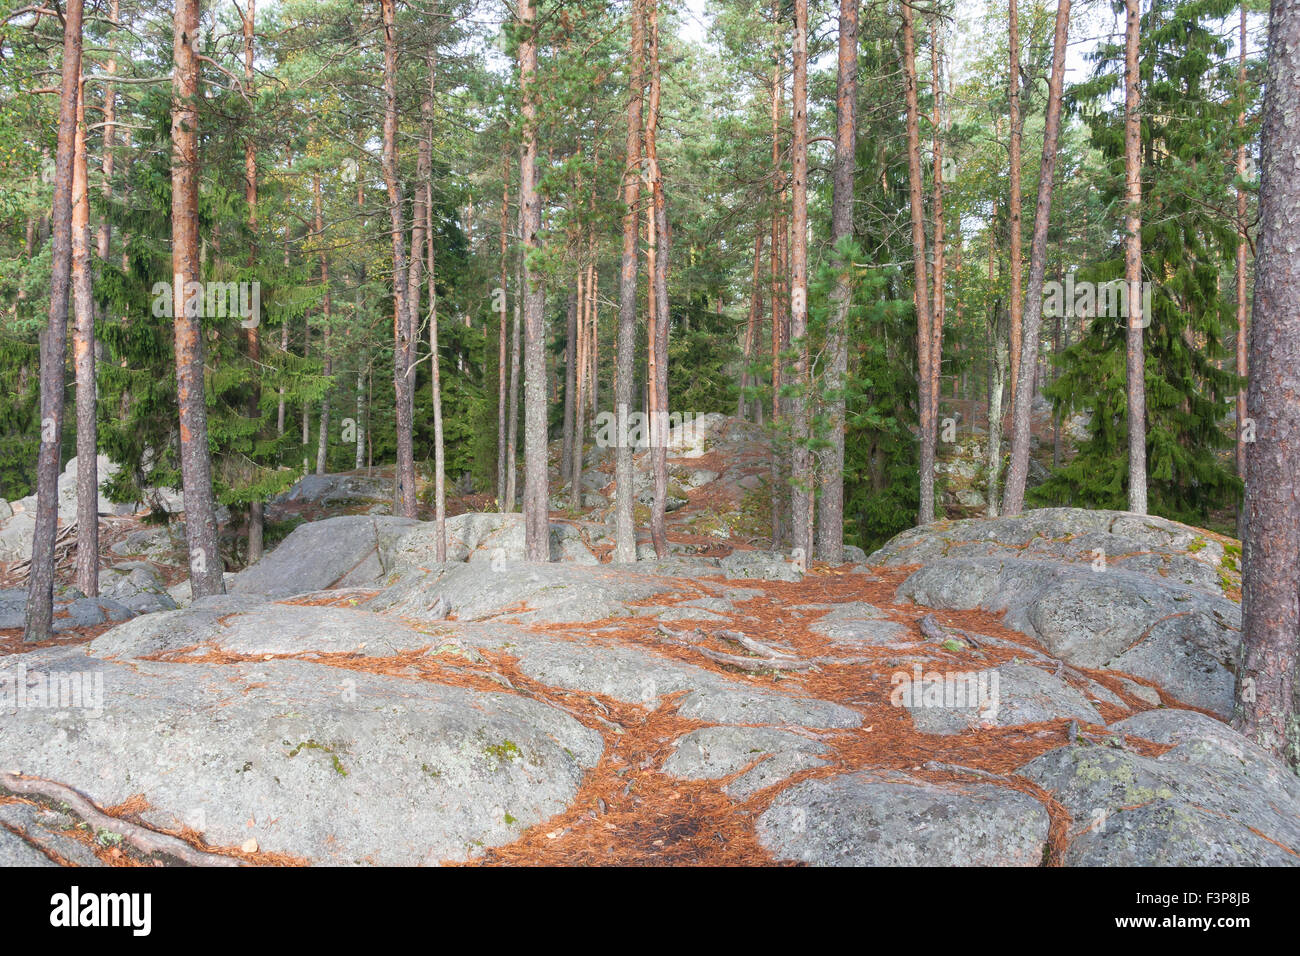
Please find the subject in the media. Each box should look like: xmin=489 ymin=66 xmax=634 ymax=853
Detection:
xmin=1235 ymin=4 xmax=1249 ymax=538
xmin=24 ymin=0 xmax=83 ymax=641
xmin=615 ymin=0 xmax=644 ymax=562
xmin=72 ymin=78 xmax=98 ymax=598
xmin=930 ymin=21 xmax=946 ymax=429
xmin=241 ymin=0 xmax=263 ymax=563
xmin=518 ymin=0 xmax=548 ymax=560
xmin=1008 ymin=0 xmax=1024 ymax=405
xmin=277 ymin=228 xmax=289 ymax=438
xmin=570 ymin=264 xmax=589 ymax=512
xmin=1122 ymin=0 xmax=1147 ymax=515
xmin=901 ymin=0 xmax=935 ymax=526
xmin=505 ymin=240 xmax=523 ymax=513
xmin=1001 ymin=0 xmax=1071 ymax=516
xmin=987 ymin=303 xmax=1008 ymax=517
xmin=787 ymin=0 xmax=813 ymax=561
xmin=769 ymin=0 xmax=788 ymax=548
xmin=171 ymin=0 xmax=225 ymax=599
xmin=314 ymin=171 xmax=332 ymax=477
xmin=562 ymin=277 xmax=578 ymax=484
xmin=646 ymin=0 xmax=670 ymax=559
xmin=739 ymin=229 xmax=764 ymax=420
xmin=381 ymin=0 xmax=416 ymax=518
xmin=1234 ymin=0 xmax=1300 ymax=770
xmin=814 ymin=0 xmax=857 ymax=564
xmin=497 ymin=152 xmax=511 ymax=507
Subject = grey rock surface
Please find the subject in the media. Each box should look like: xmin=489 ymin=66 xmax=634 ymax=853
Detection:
xmin=0 ymin=649 xmax=602 ymax=865
xmin=1019 ymin=709 xmax=1300 ymax=865
xmin=662 ymin=726 xmax=829 ymax=799
xmin=758 ymin=768 xmax=1050 ymax=866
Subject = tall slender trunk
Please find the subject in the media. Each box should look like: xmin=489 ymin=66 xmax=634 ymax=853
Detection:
xmin=739 ymin=229 xmax=764 ymax=419
xmin=1234 ymin=0 xmax=1300 ymax=770
xmin=562 ymin=273 xmax=578 ymax=482
xmin=172 ymin=0 xmax=225 ymax=598
xmin=570 ymin=261 xmax=589 ymax=511
xmin=381 ymin=0 xmax=415 ymax=517
xmin=72 ymin=78 xmax=98 ymax=598
xmin=314 ymin=171 xmax=332 ymax=476
xmin=1122 ymin=0 xmax=1147 ymax=515
xmin=816 ymin=0 xmax=858 ymax=563
xmin=1008 ymin=0 xmax=1024 ymax=404
xmin=788 ymin=0 xmax=812 ymax=560
xmin=902 ymin=0 xmax=935 ymax=525
xmin=1235 ymin=4 xmax=1249 ymax=537
xmin=505 ymin=237 xmax=523 ymax=512
xmin=615 ymin=0 xmax=644 ymax=562
xmin=277 ymin=226 xmax=289 ymax=437
xmin=497 ymin=152 xmax=511 ymax=507
xmin=427 ymin=48 xmax=446 ymax=560
xmin=645 ymin=0 xmax=670 ymax=559
xmin=518 ymin=0 xmax=549 ymax=561
xmin=769 ymin=0 xmax=788 ymax=547
xmin=23 ymin=0 xmax=83 ymax=642
xmin=1001 ymin=0 xmax=1072 ymax=515
xmin=243 ymin=0 xmax=263 ymax=563
xmin=930 ymin=22 xmax=946 ymax=428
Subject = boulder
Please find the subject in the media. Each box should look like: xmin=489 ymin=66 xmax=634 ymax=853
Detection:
xmin=873 ymin=509 xmax=1242 ymax=717
xmin=99 ymin=562 xmax=178 ymax=615
xmin=1018 ymin=709 xmax=1300 ymax=866
xmin=720 ymin=550 xmax=803 ymax=582
xmin=0 ymin=648 xmax=602 ymax=865
xmin=230 ymin=515 xmax=419 ymax=598
xmin=758 ymin=768 xmax=1050 ymax=866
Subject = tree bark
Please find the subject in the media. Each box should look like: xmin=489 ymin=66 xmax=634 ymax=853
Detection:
xmin=505 ymin=235 xmax=523 ymax=513
xmin=24 ymin=0 xmax=83 ymax=641
xmin=1122 ymin=0 xmax=1147 ymax=515
xmin=519 ymin=0 xmax=549 ymax=561
xmin=1235 ymin=3 xmax=1249 ymax=537
xmin=170 ymin=0 xmax=225 ymax=599
xmin=243 ymin=0 xmax=263 ymax=564
xmin=381 ymin=0 xmax=416 ymax=518
xmin=72 ymin=77 xmax=98 ymax=598
xmin=562 ymin=277 xmax=578 ymax=484
xmin=788 ymin=0 xmax=813 ymax=561
xmin=816 ymin=0 xmax=857 ymax=564
xmin=901 ymin=0 xmax=935 ymax=526
xmin=497 ymin=151 xmax=511 ymax=508
xmin=930 ymin=21 xmax=946 ymax=429
xmin=769 ymin=0 xmax=788 ymax=548
xmin=1001 ymin=0 xmax=1072 ymax=515
xmin=615 ymin=0 xmax=644 ymax=562
xmin=646 ymin=0 xmax=670 ymax=559
xmin=314 ymin=170 xmax=332 ymax=477
xmin=1234 ymin=0 xmax=1300 ymax=770
xmin=1007 ymin=0 xmax=1024 ymax=404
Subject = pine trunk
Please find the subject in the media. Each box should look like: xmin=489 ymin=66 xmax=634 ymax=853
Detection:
xmin=615 ymin=0 xmax=644 ymax=562
xmin=816 ymin=0 xmax=858 ymax=564
xmin=1001 ymin=0 xmax=1072 ymax=516
xmin=1234 ymin=0 xmax=1300 ymax=770
xmin=519 ymin=0 xmax=549 ymax=561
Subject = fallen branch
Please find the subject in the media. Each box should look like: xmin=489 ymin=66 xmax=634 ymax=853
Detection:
xmin=695 ymin=646 xmax=816 ymax=672
xmin=711 ymin=629 xmax=797 ymax=660
xmin=0 ymin=772 xmax=240 ymax=867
